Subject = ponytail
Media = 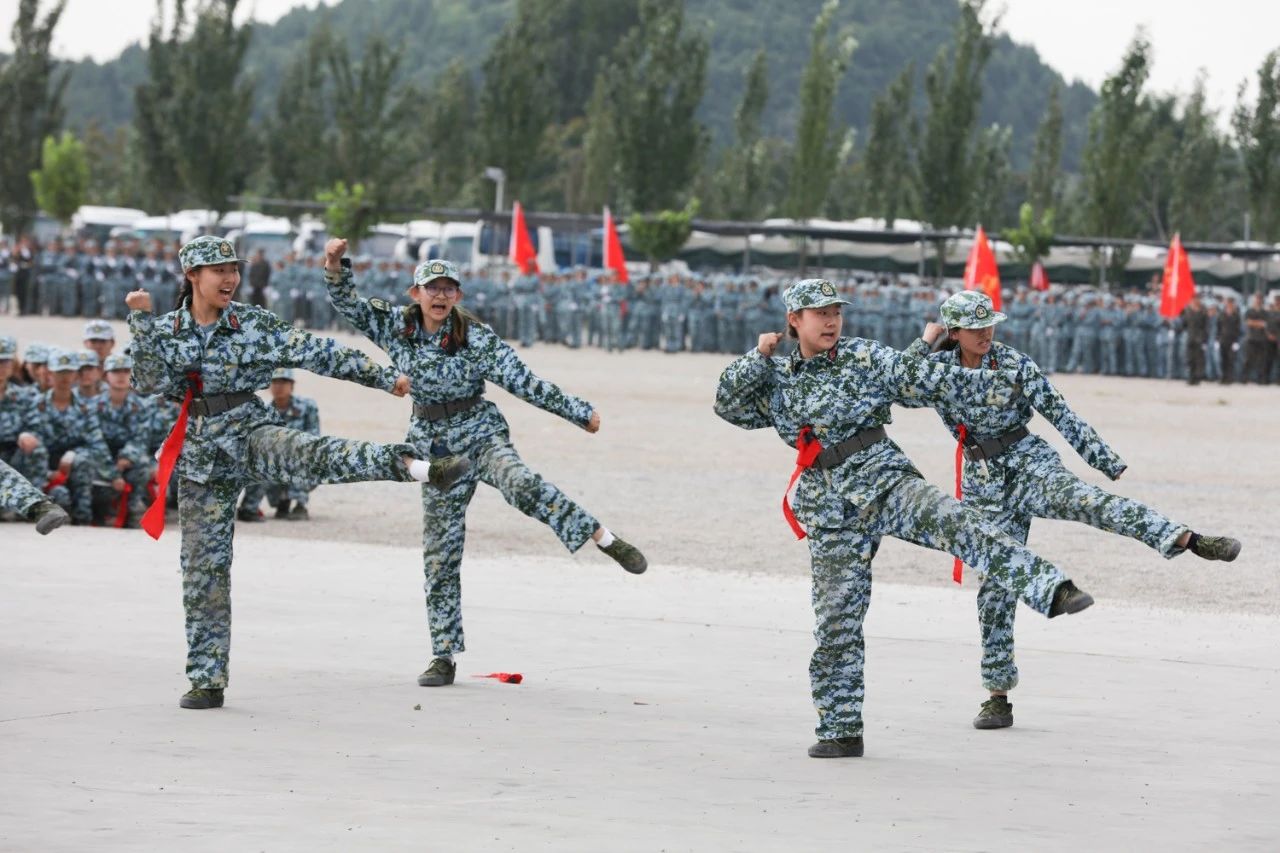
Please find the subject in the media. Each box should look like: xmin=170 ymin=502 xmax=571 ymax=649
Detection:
xmin=175 ymin=271 xmax=193 ymax=311
xmin=442 ymin=305 xmax=481 ymax=355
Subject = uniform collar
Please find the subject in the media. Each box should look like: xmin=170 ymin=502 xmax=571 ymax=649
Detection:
xmin=173 ymin=299 xmax=243 ymax=334
xmin=788 ymin=339 xmax=841 ymax=373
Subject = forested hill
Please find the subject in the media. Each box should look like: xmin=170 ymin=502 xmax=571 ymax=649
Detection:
xmin=58 ymin=0 xmax=1095 ymax=170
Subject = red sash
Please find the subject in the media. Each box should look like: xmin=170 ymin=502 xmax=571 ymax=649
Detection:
xmin=782 ymin=426 xmax=824 ymax=540
xmin=952 ymin=424 xmax=967 ymax=584
xmin=141 ymin=373 xmax=201 ymax=540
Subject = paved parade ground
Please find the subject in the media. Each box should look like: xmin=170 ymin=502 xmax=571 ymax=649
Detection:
xmin=3 ymin=316 xmax=1279 ymax=850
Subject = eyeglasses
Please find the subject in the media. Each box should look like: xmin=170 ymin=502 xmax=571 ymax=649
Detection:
xmin=418 ymin=282 xmax=459 ymax=297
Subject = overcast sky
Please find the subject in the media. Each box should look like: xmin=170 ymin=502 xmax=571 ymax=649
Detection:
xmin=2 ymin=0 xmax=1277 ymax=116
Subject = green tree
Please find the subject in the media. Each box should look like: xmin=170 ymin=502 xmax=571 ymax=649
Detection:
xmin=580 ymin=74 xmax=618 ymax=211
xmin=918 ymin=0 xmax=997 ymax=271
xmin=786 ymin=0 xmax=856 ymax=218
xmin=83 ymin=121 xmax=144 ymax=208
xmin=710 ymin=49 xmax=771 ymax=220
xmin=327 ymin=35 xmax=420 ymax=213
xmin=476 ymin=4 xmax=555 ymax=206
xmin=862 ymin=65 xmax=916 ymax=228
xmin=264 ymin=26 xmax=333 ymax=202
xmin=317 ymin=181 xmax=373 ymax=249
xmin=0 ymin=0 xmax=68 ymax=235
xmin=1233 ymin=49 xmax=1280 ymax=244
xmin=1027 ymin=83 xmax=1062 ymax=216
xmin=30 ymin=131 xmax=88 ymax=223
xmin=421 ymin=60 xmax=478 ymax=206
xmin=1168 ymin=78 xmax=1229 ymax=241
xmin=626 ymin=200 xmax=697 ymax=267
xmin=600 ymin=0 xmax=709 ymax=212
xmin=1080 ymin=33 xmax=1152 ymax=283
xmin=1002 ymin=201 xmax=1054 ymax=265
xmin=134 ymin=0 xmax=256 ymax=216
xmin=971 ymin=123 xmax=1012 ymax=227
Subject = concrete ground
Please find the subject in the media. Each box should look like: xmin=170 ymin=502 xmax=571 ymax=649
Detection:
xmin=2 ymin=315 xmax=1278 ymax=850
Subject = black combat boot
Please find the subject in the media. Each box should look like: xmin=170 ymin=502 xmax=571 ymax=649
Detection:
xmin=29 ymin=500 xmax=70 ymax=535
xmin=274 ymin=499 xmax=291 ymax=519
xmin=179 ymin=688 xmax=224 ymax=709
xmin=417 ymin=657 xmax=456 ymax=687
xmin=807 ymin=736 xmax=864 ymax=758
xmin=973 ymin=695 xmax=1014 ymax=729
xmin=1048 ymin=580 xmax=1094 ymax=618
xmin=1189 ymin=534 xmax=1241 ymax=562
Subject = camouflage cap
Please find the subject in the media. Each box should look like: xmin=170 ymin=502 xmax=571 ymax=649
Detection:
xmin=940 ymin=290 xmax=1007 ymax=329
xmin=413 ymin=259 xmax=462 ymax=288
xmin=48 ymin=348 xmax=78 ymax=372
xmin=103 ymin=353 xmax=133 ymax=372
xmin=179 ymin=235 xmax=241 ymax=272
xmin=783 ymin=278 xmax=850 ymax=312
xmin=77 ymin=350 xmax=101 ymax=368
xmin=83 ymin=319 xmax=115 ymax=341
xmin=0 ymin=335 xmax=16 ymax=359
xmin=23 ymin=343 xmax=49 ymax=364
xmin=271 ymin=367 xmax=295 ymax=382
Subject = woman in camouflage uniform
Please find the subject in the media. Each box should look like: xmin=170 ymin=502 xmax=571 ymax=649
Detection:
xmin=323 ymin=238 xmax=647 ymax=690
xmin=908 ymin=290 xmax=1241 ymax=731
xmin=715 ymin=279 xmax=1095 ymax=759
xmin=124 ymin=236 xmax=461 ymax=711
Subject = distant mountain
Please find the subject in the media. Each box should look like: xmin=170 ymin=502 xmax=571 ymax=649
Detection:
xmin=58 ymin=0 xmax=1096 ymax=171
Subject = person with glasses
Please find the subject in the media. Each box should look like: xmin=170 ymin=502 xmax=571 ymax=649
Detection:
xmin=323 ymin=238 xmax=648 ymax=690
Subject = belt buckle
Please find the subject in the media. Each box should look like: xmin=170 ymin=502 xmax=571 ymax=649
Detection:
xmin=963 ymin=444 xmax=984 ymax=463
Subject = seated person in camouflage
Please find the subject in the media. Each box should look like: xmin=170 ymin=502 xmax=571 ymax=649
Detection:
xmin=123 ymin=235 xmax=467 ymax=712
xmin=0 ymin=335 xmax=52 ymax=501
xmin=907 ymin=290 xmax=1242 ymax=731
xmin=238 ymin=368 xmax=320 ymax=521
xmin=0 ymin=457 xmax=69 ymax=533
xmin=91 ymin=353 xmax=158 ymax=528
xmin=323 ymin=239 xmax=647 ymax=690
xmin=29 ymin=348 xmax=114 ymax=524
xmin=74 ymin=350 xmax=106 ymax=401
xmin=714 ymin=279 xmax=1095 ymax=760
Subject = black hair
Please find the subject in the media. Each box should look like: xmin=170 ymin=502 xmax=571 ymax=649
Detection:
xmin=406 ymin=302 xmax=482 ymax=355
xmin=176 ymin=270 xmax=193 ymax=311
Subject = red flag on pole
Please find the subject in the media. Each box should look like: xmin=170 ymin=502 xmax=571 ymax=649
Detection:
xmin=509 ymin=200 xmax=538 ymax=274
xmin=603 ymin=206 xmax=629 ymax=284
xmin=1029 ymin=260 xmax=1050 ymax=292
xmin=963 ymin=225 xmax=1002 ymax=311
xmin=1159 ymin=233 xmax=1196 ymax=318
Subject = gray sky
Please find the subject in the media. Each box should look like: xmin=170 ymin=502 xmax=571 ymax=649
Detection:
xmin=1 ymin=0 xmax=1277 ymax=116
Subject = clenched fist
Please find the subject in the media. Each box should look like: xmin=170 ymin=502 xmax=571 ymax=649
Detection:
xmin=324 ymin=238 xmax=348 ymax=274
xmin=757 ymin=332 xmax=783 ymax=357
xmin=125 ymin=289 xmax=152 ymax=313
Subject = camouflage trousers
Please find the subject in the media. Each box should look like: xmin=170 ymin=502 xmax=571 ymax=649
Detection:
xmin=419 ymin=435 xmax=599 ymax=659
xmin=180 ymin=425 xmax=415 ymax=688
xmin=46 ymin=454 xmax=96 ymax=524
xmin=968 ymin=460 xmax=1188 ymax=693
xmin=808 ymin=475 xmax=1070 ymax=740
xmin=0 ymin=457 xmax=47 ymax=516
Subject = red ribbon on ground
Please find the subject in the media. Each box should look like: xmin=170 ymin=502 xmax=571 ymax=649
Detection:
xmin=474 ymin=672 xmax=523 ymax=684
xmin=141 ymin=375 xmax=199 ymax=540
xmin=113 ymin=481 xmax=132 ymax=528
xmin=782 ymin=426 xmax=824 ymax=540
xmin=952 ymin=424 xmax=967 ymax=584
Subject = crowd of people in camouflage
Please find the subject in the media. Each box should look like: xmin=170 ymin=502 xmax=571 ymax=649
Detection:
xmin=3 ymin=236 xmax=1279 ymax=385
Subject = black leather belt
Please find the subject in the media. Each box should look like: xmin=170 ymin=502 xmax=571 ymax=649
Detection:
xmin=191 ymin=391 xmax=257 ymax=417
xmin=963 ymin=425 xmax=1030 ymax=463
xmin=812 ymin=426 xmax=888 ymax=470
xmin=413 ymin=395 xmax=483 ymax=422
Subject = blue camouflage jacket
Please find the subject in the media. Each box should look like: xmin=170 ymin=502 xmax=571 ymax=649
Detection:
xmin=29 ymin=390 xmax=112 ymax=478
xmin=326 ymin=265 xmax=593 ymax=456
xmin=715 ymin=337 xmax=1021 ymax=529
xmin=903 ymin=338 xmax=1127 ymax=487
xmin=127 ymin=300 xmax=400 ymax=483
xmin=268 ymin=395 xmax=320 ymax=435
xmin=90 ymin=391 xmax=156 ymax=466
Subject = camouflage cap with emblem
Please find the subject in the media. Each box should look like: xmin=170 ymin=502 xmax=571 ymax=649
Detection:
xmin=271 ymin=367 xmax=295 ymax=382
xmin=783 ymin=278 xmax=851 ymax=312
xmin=413 ymin=259 xmax=462 ymax=288
xmin=103 ymin=353 xmax=133 ymax=372
xmin=82 ymin=319 xmax=115 ymax=341
xmin=76 ymin=350 xmax=101 ymax=369
xmin=0 ymin=335 xmax=16 ymax=360
xmin=23 ymin=343 xmax=49 ymax=364
xmin=48 ymin=348 xmax=79 ymax=372
xmin=939 ymin=290 xmax=1007 ymax=330
xmin=179 ymin=235 xmax=242 ymax=272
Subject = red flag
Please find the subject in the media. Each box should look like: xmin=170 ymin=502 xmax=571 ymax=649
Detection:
xmin=603 ymin=206 xmax=629 ymax=284
xmin=1159 ymin=233 xmax=1196 ymax=319
xmin=508 ymin=201 xmax=538 ymax=274
xmin=1029 ymin=261 xmax=1050 ymax=292
xmin=964 ymin=226 xmax=1002 ymax=311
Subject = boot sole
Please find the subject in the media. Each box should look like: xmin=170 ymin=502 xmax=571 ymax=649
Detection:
xmin=973 ymin=716 xmax=1014 ymax=729
xmin=179 ymin=697 xmax=225 ymax=709
xmin=35 ymin=509 xmax=70 ymax=535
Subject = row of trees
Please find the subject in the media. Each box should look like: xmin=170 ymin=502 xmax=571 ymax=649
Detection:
xmin=4 ymin=0 xmax=1280 ymax=267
